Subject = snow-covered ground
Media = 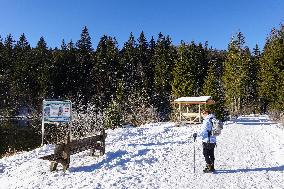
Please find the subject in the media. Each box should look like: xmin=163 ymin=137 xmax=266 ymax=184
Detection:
xmin=0 ymin=115 xmax=283 ymax=189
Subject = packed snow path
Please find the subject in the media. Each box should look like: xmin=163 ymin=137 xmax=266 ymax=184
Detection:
xmin=0 ymin=115 xmax=283 ymax=189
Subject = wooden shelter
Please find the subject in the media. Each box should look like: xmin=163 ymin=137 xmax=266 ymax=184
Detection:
xmin=173 ymin=96 xmax=215 ymax=123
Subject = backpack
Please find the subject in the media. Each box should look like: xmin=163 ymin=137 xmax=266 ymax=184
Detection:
xmin=210 ymin=118 xmax=223 ymax=136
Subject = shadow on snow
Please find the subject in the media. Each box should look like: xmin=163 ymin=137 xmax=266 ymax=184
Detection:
xmin=214 ymin=165 xmax=284 ymax=174
xmin=69 ymin=148 xmax=157 ymax=173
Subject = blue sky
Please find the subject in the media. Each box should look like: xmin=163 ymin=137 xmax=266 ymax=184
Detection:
xmin=1 ymin=0 xmax=284 ymax=50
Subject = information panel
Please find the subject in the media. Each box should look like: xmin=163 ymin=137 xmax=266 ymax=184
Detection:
xmin=43 ymin=100 xmax=72 ymax=122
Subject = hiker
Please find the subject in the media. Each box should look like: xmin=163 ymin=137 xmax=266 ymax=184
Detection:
xmin=194 ymin=109 xmax=217 ymax=173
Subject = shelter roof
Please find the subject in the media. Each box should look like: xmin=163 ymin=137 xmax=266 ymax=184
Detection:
xmin=173 ymin=96 xmax=215 ymax=104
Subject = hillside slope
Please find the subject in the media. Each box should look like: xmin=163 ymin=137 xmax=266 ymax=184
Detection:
xmin=0 ymin=115 xmax=283 ymax=189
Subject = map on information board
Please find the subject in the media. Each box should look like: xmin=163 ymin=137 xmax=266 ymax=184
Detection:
xmin=43 ymin=100 xmax=71 ymax=122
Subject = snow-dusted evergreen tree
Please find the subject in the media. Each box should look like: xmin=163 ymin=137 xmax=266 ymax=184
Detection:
xmin=104 ymin=99 xmax=123 ymax=129
xmin=172 ymin=41 xmax=207 ymax=98
xmin=151 ymin=33 xmax=176 ymax=120
xmin=222 ymin=32 xmax=250 ymax=115
xmin=115 ymin=32 xmax=157 ymax=126
xmin=0 ymin=36 xmax=8 ymax=114
xmin=75 ymin=26 xmax=94 ymax=105
xmin=31 ymin=37 xmax=51 ymax=110
xmin=119 ymin=33 xmax=139 ymax=95
xmin=12 ymin=34 xmax=32 ymax=108
xmin=49 ymin=41 xmax=65 ymax=98
xmin=137 ymin=31 xmax=151 ymax=102
xmin=242 ymin=45 xmax=260 ymax=113
xmin=259 ymin=25 xmax=284 ymax=113
xmin=202 ymin=51 xmax=227 ymax=121
xmin=194 ymin=43 xmax=208 ymax=95
xmin=122 ymin=90 xmax=159 ymax=127
xmin=93 ymin=35 xmax=119 ymax=110
xmin=251 ymin=45 xmax=261 ymax=113
xmin=49 ymin=40 xmax=76 ymax=100
xmin=1 ymin=34 xmax=15 ymax=114
xmin=172 ymin=42 xmax=196 ymax=98
xmin=64 ymin=40 xmax=79 ymax=99
xmin=146 ymin=36 xmax=156 ymax=100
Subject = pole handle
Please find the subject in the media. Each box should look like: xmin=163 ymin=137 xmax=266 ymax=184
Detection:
xmin=193 ymin=133 xmax=197 ymax=142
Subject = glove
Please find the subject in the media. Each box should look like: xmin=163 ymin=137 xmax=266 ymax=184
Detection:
xmin=193 ymin=133 xmax=197 ymax=142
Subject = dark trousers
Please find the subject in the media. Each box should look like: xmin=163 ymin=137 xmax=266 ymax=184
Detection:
xmin=202 ymin=142 xmax=216 ymax=165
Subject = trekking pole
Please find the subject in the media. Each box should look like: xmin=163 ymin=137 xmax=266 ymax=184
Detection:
xmin=193 ymin=133 xmax=197 ymax=173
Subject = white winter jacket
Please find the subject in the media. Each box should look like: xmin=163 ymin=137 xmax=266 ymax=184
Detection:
xmin=200 ymin=114 xmax=216 ymax=143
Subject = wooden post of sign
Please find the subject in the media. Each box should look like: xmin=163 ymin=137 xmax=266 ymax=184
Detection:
xmin=179 ymin=103 xmax=181 ymax=122
xmin=41 ymin=103 xmax=45 ymax=146
xmin=199 ymin=104 xmax=201 ymax=123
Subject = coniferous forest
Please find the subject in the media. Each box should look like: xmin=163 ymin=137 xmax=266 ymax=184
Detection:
xmin=0 ymin=25 xmax=284 ymax=128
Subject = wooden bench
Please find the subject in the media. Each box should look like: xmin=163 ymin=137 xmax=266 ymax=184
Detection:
xmin=39 ymin=128 xmax=107 ymax=172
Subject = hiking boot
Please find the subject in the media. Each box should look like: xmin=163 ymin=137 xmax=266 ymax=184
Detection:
xmin=203 ymin=164 xmax=210 ymax=172
xmin=209 ymin=164 xmax=215 ymax=172
xmin=203 ymin=164 xmax=215 ymax=173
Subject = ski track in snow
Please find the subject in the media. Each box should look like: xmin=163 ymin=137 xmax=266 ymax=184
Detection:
xmin=0 ymin=115 xmax=283 ymax=189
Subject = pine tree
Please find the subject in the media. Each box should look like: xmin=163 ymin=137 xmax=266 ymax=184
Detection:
xmin=137 ymin=31 xmax=151 ymax=101
xmin=31 ymin=37 xmax=51 ymax=110
xmin=243 ymin=45 xmax=260 ymax=113
xmin=0 ymin=35 xmax=7 ymax=114
xmin=93 ymin=35 xmax=119 ymax=110
xmin=222 ymin=32 xmax=250 ymax=115
xmin=119 ymin=32 xmax=138 ymax=95
xmin=0 ymin=34 xmax=15 ymax=114
xmin=172 ymin=41 xmax=207 ymax=98
xmin=239 ymin=47 xmax=253 ymax=113
xmin=202 ymin=52 xmax=227 ymax=121
xmin=75 ymin=26 xmax=94 ymax=105
xmin=194 ymin=43 xmax=208 ymax=95
xmin=151 ymin=33 xmax=176 ymax=120
xmin=146 ymin=36 xmax=156 ymax=100
xmin=49 ymin=39 xmax=71 ymax=99
xmin=13 ymin=34 xmax=32 ymax=107
xmin=104 ymin=99 xmax=123 ymax=129
xmin=65 ymin=40 xmax=79 ymax=99
xmin=172 ymin=42 xmax=195 ymax=98
xmin=252 ymin=45 xmax=261 ymax=113
xmin=259 ymin=25 xmax=284 ymax=113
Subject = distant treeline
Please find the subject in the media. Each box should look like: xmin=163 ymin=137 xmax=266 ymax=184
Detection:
xmin=0 ymin=25 xmax=283 ymax=126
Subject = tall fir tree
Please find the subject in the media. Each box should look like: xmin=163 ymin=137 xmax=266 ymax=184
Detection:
xmin=65 ymin=40 xmax=79 ymax=99
xmin=31 ymin=37 xmax=51 ymax=110
xmin=93 ymin=35 xmax=119 ymax=110
xmin=75 ymin=26 xmax=94 ymax=105
xmin=137 ymin=31 xmax=151 ymax=102
xmin=12 ymin=34 xmax=32 ymax=107
xmin=172 ymin=42 xmax=195 ymax=98
xmin=0 ymin=34 xmax=15 ymax=114
xmin=239 ymin=46 xmax=253 ymax=113
xmin=49 ymin=39 xmax=71 ymax=99
xmin=222 ymin=32 xmax=250 ymax=115
xmin=243 ymin=45 xmax=260 ymax=113
xmin=146 ymin=36 xmax=156 ymax=101
xmin=151 ymin=33 xmax=176 ymax=120
xmin=172 ymin=41 xmax=207 ymax=98
xmin=0 ymin=35 xmax=7 ymax=114
xmin=202 ymin=51 xmax=227 ymax=121
xmin=194 ymin=42 xmax=208 ymax=95
xmin=119 ymin=32 xmax=139 ymax=95
xmin=259 ymin=25 xmax=284 ymax=112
